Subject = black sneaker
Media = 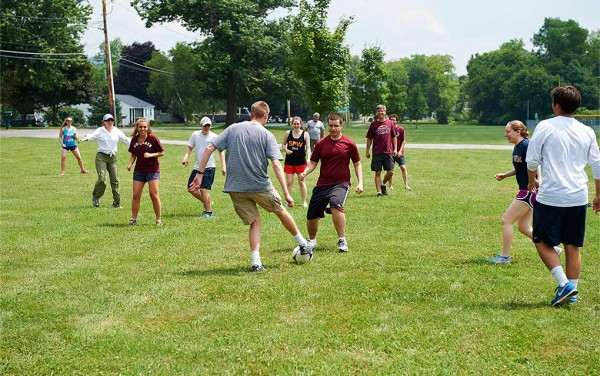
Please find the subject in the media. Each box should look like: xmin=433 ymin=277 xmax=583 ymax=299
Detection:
xmin=92 ymin=197 xmax=100 ymax=207
xmin=251 ymin=264 xmax=267 ymax=272
xmin=112 ymin=202 xmax=122 ymax=209
xmin=381 ymin=184 xmax=388 ymax=196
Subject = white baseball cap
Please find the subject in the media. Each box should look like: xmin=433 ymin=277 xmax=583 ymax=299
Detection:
xmin=103 ymin=114 xmax=114 ymax=121
xmin=200 ymin=116 xmax=212 ymax=126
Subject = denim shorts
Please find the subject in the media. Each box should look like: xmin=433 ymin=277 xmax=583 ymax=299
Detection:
xmin=133 ymin=171 xmax=160 ymax=182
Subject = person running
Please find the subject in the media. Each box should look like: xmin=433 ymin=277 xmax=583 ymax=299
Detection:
xmin=305 ymin=112 xmax=325 ymax=150
xmin=282 ymin=116 xmax=311 ymax=207
xmin=299 ymin=112 xmax=363 ymax=253
xmin=387 ymin=113 xmax=410 ymax=191
xmin=488 ymin=120 xmax=562 ymax=264
xmin=58 ymin=116 xmax=88 ymax=175
xmin=365 ymin=104 xmax=397 ymax=196
xmin=126 ymin=118 xmax=165 ymax=226
xmin=80 ymin=114 xmax=130 ymax=208
xmin=182 ymin=116 xmax=226 ymax=218
xmin=189 ymin=101 xmax=309 ymax=272
xmin=526 ymin=85 xmax=600 ymax=306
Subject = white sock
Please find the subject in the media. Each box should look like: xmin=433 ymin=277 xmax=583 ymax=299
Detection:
xmin=569 ymin=279 xmax=579 ymax=289
xmin=294 ymin=233 xmax=307 ymax=246
xmin=339 ymin=236 xmax=346 ymax=242
xmin=251 ymin=250 xmax=262 ymax=266
xmin=551 ymin=266 xmax=569 ymax=287
xmin=553 ymin=245 xmax=563 ymax=254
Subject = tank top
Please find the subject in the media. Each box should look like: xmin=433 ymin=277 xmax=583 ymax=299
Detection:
xmin=284 ymin=130 xmax=307 ymax=166
xmin=62 ymin=126 xmax=77 ymax=147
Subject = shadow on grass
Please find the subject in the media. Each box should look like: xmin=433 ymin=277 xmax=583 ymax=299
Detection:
xmin=461 ymin=257 xmax=516 ymax=266
xmin=177 ymin=265 xmax=279 ymax=277
xmin=477 ymin=301 xmax=551 ymax=310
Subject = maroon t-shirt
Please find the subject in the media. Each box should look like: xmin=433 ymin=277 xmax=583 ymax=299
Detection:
xmin=366 ymin=119 xmax=397 ymax=155
xmin=395 ymin=125 xmax=405 ymax=153
xmin=311 ymin=135 xmax=360 ymax=187
xmin=128 ymin=134 xmax=164 ymax=173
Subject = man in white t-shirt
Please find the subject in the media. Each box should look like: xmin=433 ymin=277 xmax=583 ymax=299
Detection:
xmin=526 ymin=85 xmax=600 ymax=307
xmin=182 ymin=116 xmax=226 ymax=217
xmin=305 ymin=112 xmax=325 ymax=150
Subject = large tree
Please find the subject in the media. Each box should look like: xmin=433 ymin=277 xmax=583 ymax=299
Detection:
xmin=383 ymin=58 xmax=409 ymax=118
xmin=350 ymin=46 xmax=389 ymax=117
xmin=133 ymin=0 xmax=294 ymax=125
xmin=0 ymin=0 xmax=93 ymax=124
xmin=288 ymin=0 xmax=353 ymax=117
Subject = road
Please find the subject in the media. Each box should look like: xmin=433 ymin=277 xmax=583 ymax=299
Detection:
xmin=0 ymin=128 xmax=513 ymax=150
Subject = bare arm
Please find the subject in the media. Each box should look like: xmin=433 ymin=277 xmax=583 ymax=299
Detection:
xmin=593 ymin=178 xmax=600 ymax=213
xmin=182 ymin=146 xmax=193 ymax=166
xmin=272 ymin=159 xmax=294 ymax=206
xmin=305 ymin=132 xmax=311 ymax=161
xmin=218 ymin=150 xmax=226 ymax=176
xmin=58 ymin=127 xmax=64 ymax=146
xmin=366 ymin=138 xmax=372 ymax=159
xmin=127 ymin=154 xmax=136 ymax=171
xmin=299 ymin=160 xmax=318 ymax=180
xmin=281 ymin=131 xmax=291 ymax=155
xmin=353 ymin=161 xmax=364 ymax=194
xmin=495 ymin=169 xmax=516 ymax=181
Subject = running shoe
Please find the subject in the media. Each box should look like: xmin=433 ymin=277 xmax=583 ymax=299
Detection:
xmin=488 ymin=254 xmax=511 ymax=264
xmin=551 ymin=282 xmax=577 ymax=307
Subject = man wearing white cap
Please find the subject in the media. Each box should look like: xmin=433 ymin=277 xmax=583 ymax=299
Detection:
xmin=182 ymin=116 xmax=226 ymax=217
xmin=80 ymin=114 xmax=130 ymax=208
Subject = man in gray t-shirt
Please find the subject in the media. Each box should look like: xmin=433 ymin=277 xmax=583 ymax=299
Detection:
xmin=190 ymin=101 xmax=309 ymax=272
xmin=305 ymin=112 xmax=325 ymax=150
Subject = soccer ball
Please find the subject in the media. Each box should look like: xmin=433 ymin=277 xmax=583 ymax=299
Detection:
xmin=292 ymin=245 xmax=313 ymax=264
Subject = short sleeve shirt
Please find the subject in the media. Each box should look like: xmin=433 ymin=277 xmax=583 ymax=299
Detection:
xmin=366 ymin=119 xmax=397 ymax=155
xmin=306 ymin=120 xmax=325 ymax=140
xmin=128 ymin=134 xmax=164 ymax=173
xmin=512 ymin=139 xmax=529 ymax=190
xmin=213 ymin=121 xmax=282 ymax=193
xmin=187 ymin=130 xmax=218 ymax=169
xmin=311 ymin=135 xmax=360 ymax=187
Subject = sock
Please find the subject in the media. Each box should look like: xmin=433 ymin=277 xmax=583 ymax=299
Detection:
xmin=569 ymin=279 xmax=579 ymax=289
xmin=294 ymin=233 xmax=307 ymax=246
xmin=251 ymin=250 xmax=261 ymax=266
xmin=551 ymin=266 xmax=569 ymax=287
xmin=339 ymin=236 xmax=346 ymax=242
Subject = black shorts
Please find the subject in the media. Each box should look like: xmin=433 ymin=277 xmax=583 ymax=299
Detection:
xmin=306 ymin=183 xmax=349 ymax=220
xmin=371 ymin=154 xmax=394 ymax=172
xmin=188 ymin=168 xmax=216 ymax=190
xmin=532 ymin=201 xmax=587 ymax=247
xmin=62 ymin=145 xmax=77 ymax=151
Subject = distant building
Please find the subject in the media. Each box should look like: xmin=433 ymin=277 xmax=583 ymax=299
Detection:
xmin=116 ymin=94 xmax=155 ymax=125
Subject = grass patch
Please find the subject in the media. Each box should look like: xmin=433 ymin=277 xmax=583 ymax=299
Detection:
xmin=1 ymin=135 xmax=599 ymax=374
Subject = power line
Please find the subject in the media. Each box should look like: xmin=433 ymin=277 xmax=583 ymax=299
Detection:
xmin=0 ymin=49 xmax=86 ymax=56
xmin=0 ymin=54 xmax=87 ymax=61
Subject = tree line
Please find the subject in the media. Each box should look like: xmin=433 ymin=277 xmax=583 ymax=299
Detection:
xmin=1 ymin=0 xmax=598 ymax=126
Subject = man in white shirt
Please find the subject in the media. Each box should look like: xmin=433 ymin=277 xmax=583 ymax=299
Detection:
xmin=305 ymin=112 xmax=325 ymax=150
xmin=80 ymin=114 xmax=131 ymax=208
xmin=182 ymin=116 xmax=226 ymax=217
xmin=526 ymin=85 xmax=600 ymax=306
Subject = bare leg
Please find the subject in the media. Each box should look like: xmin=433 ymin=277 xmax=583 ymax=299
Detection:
xmin=382 ymin=170 xmax=394 ymax=185
xmin=401 ymin=165 xmax=409 ymax=187
xmin=298 ymin=175 xmax=307 ymax=204
xmin=60 ymin=148 xmax=67 ymax=174
xmin=564 ymin=245 xmax=581 ymax=279
xmin=307 ymin=218 xmax=320 ymax=239
xmin=374 ymin=171 xmax=382 ymax=193
xmin=331 ymin=208 xmax=346 ymax=237
xmin=148 ymin=179 xmax=162 ymax=221
xmin=131 ymin=181 xmax=145 ymax=220
xmin=249 ymin=216 xmax=261 ymax=251
xmin=500 ymin=200 xmax=531 ymax=256
xmin=71 ymin=148 xmax=87 ymax=172
xmin=285 ymin=173 xmax=293 ymax=200
xmin=273 ymin=207 xmax=301 ymax=235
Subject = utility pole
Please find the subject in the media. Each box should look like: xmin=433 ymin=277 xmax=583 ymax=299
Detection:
xmin=102 ymin=0 xmax=117 ymax=123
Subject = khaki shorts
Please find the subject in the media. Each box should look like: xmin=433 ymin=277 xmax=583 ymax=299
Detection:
xmin=229 ymin=188 xmax=283 ymax=225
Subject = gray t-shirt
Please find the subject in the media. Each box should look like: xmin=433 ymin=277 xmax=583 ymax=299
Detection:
xmin=213 ymin=120 xmax=283 ymax=193
xmin=305 ymin=120 xmax=324 ymax=140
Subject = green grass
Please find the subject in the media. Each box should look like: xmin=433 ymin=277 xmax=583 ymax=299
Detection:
xmin=1 ymin=134 xmax=599 ymax=374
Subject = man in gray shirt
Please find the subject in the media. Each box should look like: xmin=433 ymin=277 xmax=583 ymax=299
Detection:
xmin=190 ymin=101 xmax=308 ymax=272
xmin=305 ymin=112 xmax=325 ymax=150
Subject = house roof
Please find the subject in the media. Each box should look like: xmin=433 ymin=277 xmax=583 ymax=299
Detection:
xmin=116 ymin=94 xmax=155 ymax=108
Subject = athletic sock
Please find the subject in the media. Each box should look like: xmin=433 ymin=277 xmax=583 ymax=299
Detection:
xmin=569 ymin=279 xmax=579 ymax=289
xmin=338 ymin=236 xmax=346 ymax=242
xmin=294 ymin=233 xmax=307 ymax=246
xmin=251 ymin=250 xmax=262 ymax=266
xmin=551 ymin=266 xmax=569 ymax=287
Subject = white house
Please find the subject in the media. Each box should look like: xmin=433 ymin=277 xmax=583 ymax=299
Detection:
xmin=116 ymin=94 xmax=155 ymax=125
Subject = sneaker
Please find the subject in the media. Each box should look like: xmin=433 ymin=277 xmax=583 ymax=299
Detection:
xmin=569 ymin=295 xmax=578 ymax=304
xmin=92 ymin=197 xmax=100 ymax=207
xmin=156 ymin=220 xmax=164 ymax=226
xmin=112 ymin=202 xmax=122 ymax=209
xmin=405 ymin=185 xmax=412 ymax=191
xmin=376 ymin=192 xmax=383 ymax=197
xmin=389 ymin=185 xmax=394 ymax=190
xmin=201 ymin=211 xmax=214 ymax=218
xmin=251 ymin=264 xmax=267 ymax=272
xmin=59 ymin=171 xmax=66 ymax=176
xmin=338 ymin=238 xmax=348 ymax=252
xmin=381 ymin=184 xmax=388 ymax=196
xmin=302 ymin=201 xmax=308 ymax=208
xmin=307 ymin=239 xmax=318 ymax=251
xmin=551 ymin=282 xmax=577 ymax=307
xmin=553 ymin=246 xmax=563 ymax=256
xmin=129 ymin=218 xmax=137 ymax=226
xmin=488 ymin=254 xmax=511 ymax=264
xmin=81 ymin=169 xmax=89 ymax=174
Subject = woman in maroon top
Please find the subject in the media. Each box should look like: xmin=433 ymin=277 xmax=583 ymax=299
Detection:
xmin=127 ymin=118 xmax=165 ymax=225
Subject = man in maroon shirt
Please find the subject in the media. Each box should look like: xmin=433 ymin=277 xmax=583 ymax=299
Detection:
xmin=365 ymin=104 xmax=397 ymax=196
xmin=299 ymin=112 xmax=363 ymax=253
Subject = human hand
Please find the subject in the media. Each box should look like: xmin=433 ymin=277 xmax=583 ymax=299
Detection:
xmin=182 ymin=158 xmax=188 ymax=166
xmin=593 ymin=195 xmax=599 ymax=213
xmin=355 ymin=183 xmax=363 ymax=194
xmin=365 ymin=151 xmax=371 ymax=159
xmin=495 ymin=173 xmax=504 ymax=181
xmin=222 ymin=168 xmax=226 ymax=176
xmin=127 ymin=165 xmax=132 ymax=171
xmin=189 ymin=174 xmax=202 ymax=191
xmin=285 ymin=193 xmax=294 ymax=207
xmin=144 ymin=152 xmax=151 ymax=158
xmin=527 ymin=182 xmax=537 ymax=193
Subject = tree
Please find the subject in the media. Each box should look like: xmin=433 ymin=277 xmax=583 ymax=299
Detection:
xmin=383 ymin=59 xmax=409 ymax=118
xmin=288 ymin=0 xmax=353 ymax=117
xmin=133 ymin=0 xmax=295 ymax=125
xmin=406 ymin=84 xmax=428 ymax=122
xmin=0 ymin=0 xmax=93 ymax=123
xmin=115 ymin=42 xmax=165 ymax=110
xmin=350 ymin=46 xmax=389 ymax=117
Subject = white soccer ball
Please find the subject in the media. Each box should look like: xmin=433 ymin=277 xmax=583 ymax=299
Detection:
xmin=292 ymin=245 xmax=313 ymax=264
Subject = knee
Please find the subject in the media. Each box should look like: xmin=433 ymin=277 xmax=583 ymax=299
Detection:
xmin=500 ymin=215 xmax=512 ymax=226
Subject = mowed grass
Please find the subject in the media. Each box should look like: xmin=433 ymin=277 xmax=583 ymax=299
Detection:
xmin=1 ymin=134 xmax=599 ymax=374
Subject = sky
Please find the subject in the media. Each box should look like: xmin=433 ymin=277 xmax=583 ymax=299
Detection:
xmin=82 ymin=0 xmax=600 ymax=76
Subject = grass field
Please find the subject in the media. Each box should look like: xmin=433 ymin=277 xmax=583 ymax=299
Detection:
xmin=1 ymin=130 xmax=599 ymax=374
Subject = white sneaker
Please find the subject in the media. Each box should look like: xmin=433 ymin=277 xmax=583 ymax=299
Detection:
xmin=302 ymin=201 xmax=308 ymax=208
xmin=405 ymin=185 xmax=412 ymax=191
xmin=388 ymin=185 xmax=394 ymax=190
xmin=307 ymin=239 xmax=317 ymax=251
xmin=338 ymin=238 xmax=348 ymax=252
xmin=554 ymin=246 xmax=563 ymax=255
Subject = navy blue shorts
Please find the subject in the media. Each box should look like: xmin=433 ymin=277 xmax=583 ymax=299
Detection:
xmin=62 ymin=145 xmax=77 ymax=151
xmin=532 ymin=201 xmax=587 ymax=247
xmin=188 ymin=168 xmax=215 ymax=190
xmin=371 ymin=154 xmax=394 ymax=172
xmin=393 ymin=155 xmax=406 ymax=166
xmin=307 ymin=183 xmax=349 ymax=220
xmin=133 ymin=171 xmax=160 ymax=182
